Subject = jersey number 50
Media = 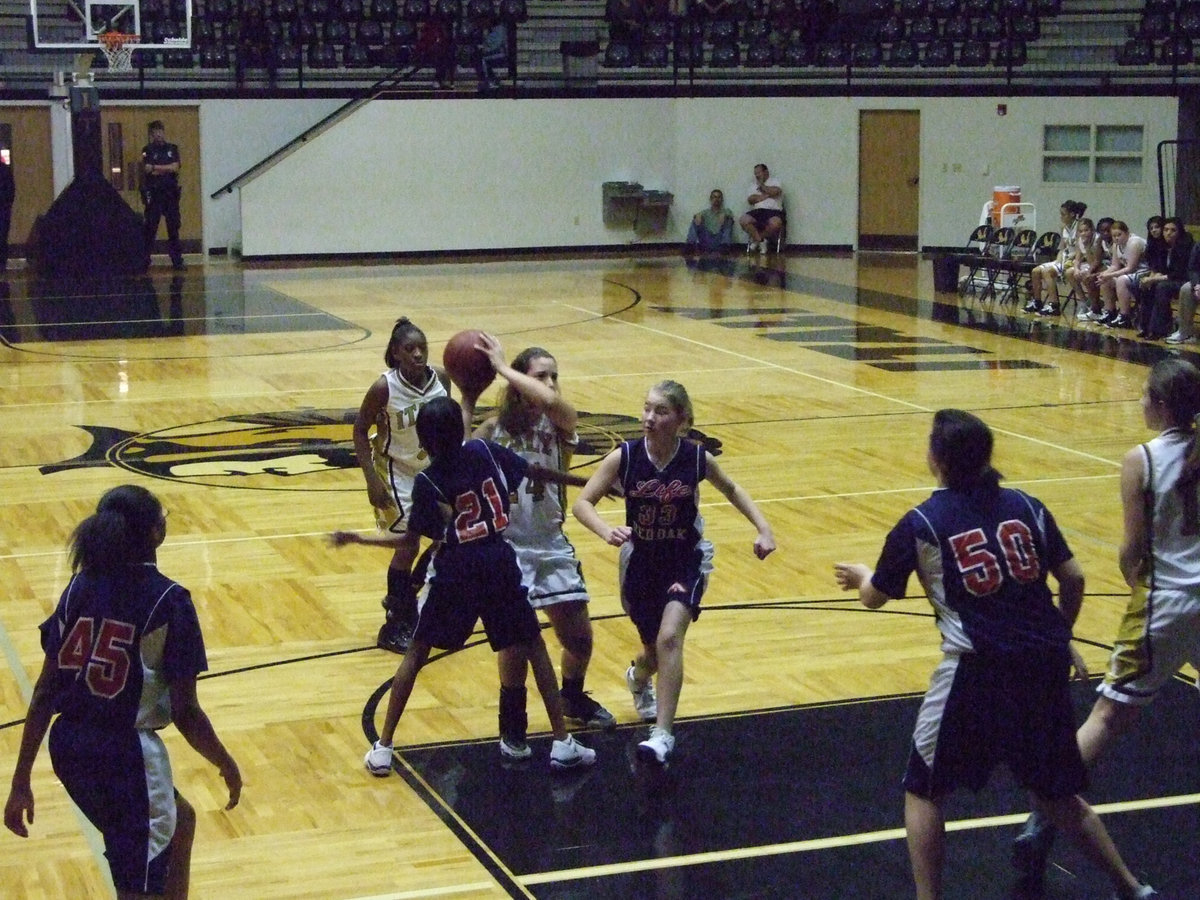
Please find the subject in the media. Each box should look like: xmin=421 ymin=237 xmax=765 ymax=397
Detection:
xmin=949 ymin=520 xmax=1040 ymax=597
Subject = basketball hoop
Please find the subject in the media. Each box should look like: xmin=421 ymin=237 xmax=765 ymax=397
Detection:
xmin=97 ymin=32 xmax=139 ymax=71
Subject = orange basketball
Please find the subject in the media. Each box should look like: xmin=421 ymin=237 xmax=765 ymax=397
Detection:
xmin=442 ymin=330 xmax=495 ymax=393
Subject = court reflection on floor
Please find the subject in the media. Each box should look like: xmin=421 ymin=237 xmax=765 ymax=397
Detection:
xmin=0 ymin=274 xmax=185 ymax=343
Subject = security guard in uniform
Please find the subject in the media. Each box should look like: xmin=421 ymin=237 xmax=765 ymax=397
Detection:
xmin=141 ymin=121 xmax=184 ymax=270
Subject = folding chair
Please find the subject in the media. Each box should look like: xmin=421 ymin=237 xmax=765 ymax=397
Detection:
xmin=952 ymin=224 xmax=994 ymax=297
xmin=989 ymin=228 xmax=1039 ymax=306
xmin=979 ymin=227 xmax=1017 ymax=301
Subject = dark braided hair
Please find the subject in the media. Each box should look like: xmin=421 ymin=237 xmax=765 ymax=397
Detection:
xmin=384 ymin=317 xmax=426 ymax=369
xmin=69 ymin=484 xmax=164 ymax=573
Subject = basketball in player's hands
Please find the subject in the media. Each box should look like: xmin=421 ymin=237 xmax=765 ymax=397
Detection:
xmin=442 ymin=330 xmax=496 ymax=394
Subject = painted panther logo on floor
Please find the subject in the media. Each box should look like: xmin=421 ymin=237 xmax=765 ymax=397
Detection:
xmin=40 ymin=409 xmax=722 ymax=489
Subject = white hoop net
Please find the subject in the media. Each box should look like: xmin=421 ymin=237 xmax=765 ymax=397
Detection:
xmin=98 ymin=33 xmax=139 ymax=71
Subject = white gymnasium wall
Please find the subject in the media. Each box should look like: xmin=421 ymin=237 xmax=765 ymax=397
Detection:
xmin=199 ymin=98 xmax=348 ymax=254
xmin=196 ymin=95 xmax=1178 ymax=256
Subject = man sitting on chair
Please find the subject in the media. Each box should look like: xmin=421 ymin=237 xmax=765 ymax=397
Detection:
xmin=739 ymin=163 xmax=785 ymax=255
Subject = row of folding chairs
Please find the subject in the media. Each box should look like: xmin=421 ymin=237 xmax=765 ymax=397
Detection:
xmin=953 ymin=224 xmax=1060 ymax=306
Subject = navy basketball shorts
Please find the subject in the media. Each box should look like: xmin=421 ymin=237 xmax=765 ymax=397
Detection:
xmin=414 ymin=540 xmax=541 ymax=651
xmin=903 ymin=647 xmax=1087 ymax=802
xmin=49 ymin=718 xmax=177 ymax=894
xmin=620 ymin=545 xmax=707 ymax=645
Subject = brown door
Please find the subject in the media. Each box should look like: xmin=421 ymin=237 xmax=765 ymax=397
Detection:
xmin=0 ymin=106 xmax=56 ymax=263
xmin=100 ymin=106 xmax=201 ymax=255
xmin=858 ymin=110 xmax=920 ymax=251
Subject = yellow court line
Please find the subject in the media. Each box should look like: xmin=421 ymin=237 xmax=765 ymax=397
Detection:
xmin=520 ymin=792 xmax=1200 ymax=886
xmin=347 ymin=883 xmax=500 ymax=900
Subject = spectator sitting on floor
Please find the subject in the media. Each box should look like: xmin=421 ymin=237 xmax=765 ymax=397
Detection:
xmin=686 ymin=189 xmax=734 ymax=253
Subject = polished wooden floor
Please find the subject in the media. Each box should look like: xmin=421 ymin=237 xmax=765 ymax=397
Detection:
xmin=1 ymin=250 xmax=1196 ymax=899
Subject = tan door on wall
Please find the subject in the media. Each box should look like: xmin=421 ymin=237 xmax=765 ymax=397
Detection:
xmin=859 ymin=110 xmax=920 ymax=251
xmin=0 ymin=106 xmax=55 ymax=261
xmin=100 ymin=106 xmax=201 ymax=255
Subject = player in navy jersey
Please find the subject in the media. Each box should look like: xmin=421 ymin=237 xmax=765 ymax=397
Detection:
xmin=361 ymin=397 xmax=596 ymax=773
xmin=835 ymin=409 xmax=1153 ymax=900
xmin=574 ymin=380 xmax=775 ymax=765
xmin=4 ymin=485 xmax=241 ymax=900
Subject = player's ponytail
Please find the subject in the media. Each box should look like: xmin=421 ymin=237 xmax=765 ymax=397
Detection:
xmin=69 ymin=484 xmax=165 ymax=573
xmin=930 ymin=409 xmax=1003 ymax=494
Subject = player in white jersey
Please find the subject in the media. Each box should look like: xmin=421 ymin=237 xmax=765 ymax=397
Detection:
xmin=1015 ymin=358 xmax=1199 ymax=894
xmin=469 ymin=336 xmax=615 ymax=753
xmin=352 ymin=317 xmax=450 ymax=654
xmin=1082 ymin=357 xmax=1200 ymax=747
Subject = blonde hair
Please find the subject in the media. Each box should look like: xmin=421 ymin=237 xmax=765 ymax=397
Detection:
xmin=651 ymin=380 xmax=694 ymax=430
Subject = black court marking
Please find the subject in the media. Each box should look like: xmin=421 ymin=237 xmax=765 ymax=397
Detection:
xmin=385 ymin=677 xmax=1199 ymax=899
xmin=670 ymin=257 xmax=1200 ymax=370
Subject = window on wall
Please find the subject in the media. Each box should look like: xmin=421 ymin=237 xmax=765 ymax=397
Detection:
xmin=1042 ymin=125 xmax=1144 ymax=184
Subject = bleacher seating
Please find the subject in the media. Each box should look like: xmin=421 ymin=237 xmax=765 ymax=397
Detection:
xmin=0 ymin=0 xmax=1193 ymax=88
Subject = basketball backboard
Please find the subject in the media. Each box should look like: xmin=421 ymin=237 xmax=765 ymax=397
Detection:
xmin=28 ymin=0 xmax=193 ymax=52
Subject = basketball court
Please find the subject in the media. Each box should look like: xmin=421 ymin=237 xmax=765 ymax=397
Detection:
xmin=1 ymin=249 xmax=1197 ymax=898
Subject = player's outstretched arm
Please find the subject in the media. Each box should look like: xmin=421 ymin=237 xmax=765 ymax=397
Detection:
xmin=4 ymin=657 xmax=59 ymax=838
xmin=834 ymin=563 xmax=890 ymax=609
xmin=704 ymin=455 xmax=775 ymax=560
xmin=572 ymin=449 xmax=629 ymax=546
xmin=328 ymin=530 xmax=409 ymax=550
xmin=170 ymin=679 xmax=242 ymax=810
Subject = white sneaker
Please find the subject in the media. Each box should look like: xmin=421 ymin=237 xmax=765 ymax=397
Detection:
xmin=636 ymin=726 xmax=675 ymax=764
xmin=1076 ymin=307 xmax=1092 ymax=320
xmin=550 ymin=733 xmax=596 ymax=770
xmin=364 ymin=740 xmax=394 ymax=777
xmin=1165 ymin=330 xmax=1197 ymax=344
xmin=1112 ymin=885 xmax=1157 ymax=900
xmin=759 ymin=241 xmax=768 ymax=255
xmin=499 ymin=735 xmax=531 ymax=760
xmin=626 ymin=664 xmax=657 ymax=720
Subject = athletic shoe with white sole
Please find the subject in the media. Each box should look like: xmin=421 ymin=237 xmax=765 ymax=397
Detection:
xmin=1166 ymin=330 xmax=1197 ymax=344
xmin=364 ymin=740 xmax=395 ymax=777
xmin=562 ymin=692 xmax=617 ymax=730
xmin=1111 ymin=886 xmax=1156 ymax=900
xmin=636 ymin=726 xmax=675 ymax=764
xmin=626 ymin=664 xmax=657 ymax=721
xmin=499 ymin=735 xmax=532 ymax=760
xmin=550 ymin=734 xmax=596 ymax=770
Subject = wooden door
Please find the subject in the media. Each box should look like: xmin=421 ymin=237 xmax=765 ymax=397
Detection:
xmin=858 ymin=109 xmax=920 ymax=251
xmin=100 ymin=105 xmax=201 ymax=254
xmin=0 ymin=105 xmax=55 ymax=262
